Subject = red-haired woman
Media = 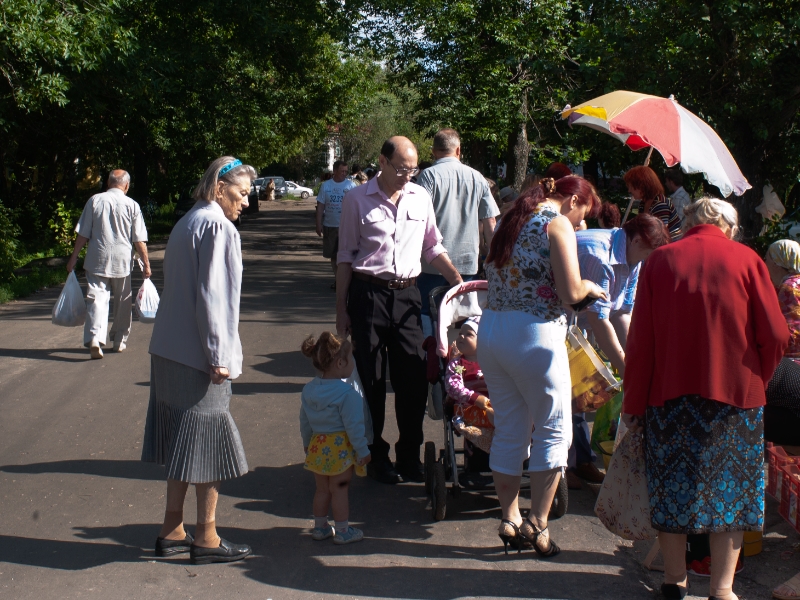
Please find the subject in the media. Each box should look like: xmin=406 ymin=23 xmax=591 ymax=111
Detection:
xmin=478 ymin=175 xmax=607 ymax=556
xmin=624 ymin=166 xmax=682 ymax=241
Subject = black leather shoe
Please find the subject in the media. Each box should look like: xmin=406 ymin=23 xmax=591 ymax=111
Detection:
xmin=395 ymin=460 xmax=425 ymax=483
xmin=190 ymin=538 xmax=252 ymax=564
xmin=155 ymin=532 xmax=194 ymax=557
xmin=367 ymin=461 xmax=400 ymax=484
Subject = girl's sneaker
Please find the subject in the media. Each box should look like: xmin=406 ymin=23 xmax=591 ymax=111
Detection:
xmin=311 ymin=524 xmax=335 ymax=541
xmin=333 ymin=526 xmax=364 ymax=545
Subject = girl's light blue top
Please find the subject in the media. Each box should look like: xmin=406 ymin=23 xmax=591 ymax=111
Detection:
xmin=300 ymin=377 xmax=371 ymax=460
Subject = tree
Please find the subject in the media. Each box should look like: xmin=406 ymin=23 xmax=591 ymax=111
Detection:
xmin=337 ymin=68 xmax=432 ymax=167
xmin=574 ymin=0 xmax=800 ymax=234
xmin=362 ymin=0 xmax=580 ymax=187
xmin=0 ymin=0 xmax=371 ymax=247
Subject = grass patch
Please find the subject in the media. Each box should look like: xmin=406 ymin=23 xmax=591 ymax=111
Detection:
xmin=0 ymin=266 xmax=69 ymax=304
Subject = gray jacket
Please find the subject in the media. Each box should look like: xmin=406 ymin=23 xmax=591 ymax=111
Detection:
xmin=149 ymin=201 xmax=243 ymax=378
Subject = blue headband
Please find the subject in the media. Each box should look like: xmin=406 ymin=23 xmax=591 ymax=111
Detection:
xmin=218 ymin=159 xmax=242 ymax=178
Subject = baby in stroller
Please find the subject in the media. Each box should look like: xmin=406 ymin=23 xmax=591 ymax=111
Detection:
xmin=445 ymin=316 xmax=495 ymax=453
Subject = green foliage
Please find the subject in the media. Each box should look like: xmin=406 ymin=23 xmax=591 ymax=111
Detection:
xmin=362 ymin=0 xmax=580 ymax=181
xmin=0 ymin=266 xmax=69 ymax=305
xmin=572 ymin=0 xmax=800 ymax=235
xmin=0 ymin=0 xmax=132 ymax=111
xmin=751 ymin=215 xmax=800 ymax=257
xmin=338 ymin=70 xmax=432 ymax=166
xmin=48 ymin=201 xmax=81 ymax=254
xmin=0 ymin=201 xmax=21 ymax=280
xmin=1 ymin=0 xmax=372 ymax=248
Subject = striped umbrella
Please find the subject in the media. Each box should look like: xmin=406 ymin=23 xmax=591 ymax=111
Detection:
xmin=562 ymin=90 xmax=751 ymax=198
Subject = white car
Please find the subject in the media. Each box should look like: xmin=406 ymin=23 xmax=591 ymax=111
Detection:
xmin=285 ymin=181 xmax=312 ymax=199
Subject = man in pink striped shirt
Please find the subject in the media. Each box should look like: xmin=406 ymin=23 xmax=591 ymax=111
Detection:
xmin=336 ymin=136 xmax=462 ymax=484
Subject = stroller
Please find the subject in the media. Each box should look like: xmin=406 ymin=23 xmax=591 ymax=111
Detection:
xmin=423 ymin=280 xmax=568 ymax=521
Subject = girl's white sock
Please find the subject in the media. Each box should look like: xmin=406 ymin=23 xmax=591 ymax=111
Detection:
xmin=314 ymin=517 xmax=329 ymax=529
xmin=335 ymin=520 xmax=348 ymax=532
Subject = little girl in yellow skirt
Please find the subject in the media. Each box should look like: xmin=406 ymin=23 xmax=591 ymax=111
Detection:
xmin=300 ymin=332 xmax=371 ymax=544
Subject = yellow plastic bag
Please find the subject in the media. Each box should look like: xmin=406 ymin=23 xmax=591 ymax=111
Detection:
xmin=566 ymin=325 xmax=620 ymax=412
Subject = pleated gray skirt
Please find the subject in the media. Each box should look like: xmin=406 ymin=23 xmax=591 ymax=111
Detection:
xmin=141 ymin=355 xmax=248 ymax=483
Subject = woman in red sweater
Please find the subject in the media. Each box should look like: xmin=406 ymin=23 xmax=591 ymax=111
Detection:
xmin=622 ymin=197 xmax=788 ymax=600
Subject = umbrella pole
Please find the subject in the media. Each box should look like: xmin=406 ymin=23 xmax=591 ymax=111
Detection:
xmin=621 ymin=197 xmax=635 ymax=225
xmin=644 ymin=146 xmax=654 ymax=167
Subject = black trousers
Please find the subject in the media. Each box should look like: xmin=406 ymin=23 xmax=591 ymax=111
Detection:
xmin=348 ymin=276 xmax=428 ymax=464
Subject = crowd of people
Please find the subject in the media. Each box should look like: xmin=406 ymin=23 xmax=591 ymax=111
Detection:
xmin=64 ymin=131 xmax=800 ymax=600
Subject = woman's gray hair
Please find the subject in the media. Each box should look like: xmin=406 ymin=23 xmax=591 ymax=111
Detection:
xmin=683 ymin=196 xmax=740 ymax=239
xmin=194 ymin=156 xmax=257 ymax=202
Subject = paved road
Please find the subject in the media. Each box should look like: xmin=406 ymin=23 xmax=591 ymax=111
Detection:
xmin=0 ymin=198 xmax=794 ymax=599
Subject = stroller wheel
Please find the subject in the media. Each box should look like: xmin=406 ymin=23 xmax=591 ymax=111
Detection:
xmin=548 ymin=473 xmax=569 ymax=520
xmin=424 ymin=441 xmax=436 ymax=495
xmin=432 ymin=461 xmax=447 ymax=521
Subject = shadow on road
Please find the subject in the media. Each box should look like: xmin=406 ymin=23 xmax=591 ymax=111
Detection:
xmin=231 ymin=529 xmax=636 ymax=600
xmin=0 ymin=459 xmax=164 ymax=480
xmin=250 ymin=350 xmax=315 ymax=379
xmin=0 ymin=347 xmax=91 ymax=362
xmin=231 ymin=382 xmax=306 ymax=395
xmin=0 ymin=522 xmax=633 ymax=599
xmin=0 ymin=534 xmax=142 ymax=570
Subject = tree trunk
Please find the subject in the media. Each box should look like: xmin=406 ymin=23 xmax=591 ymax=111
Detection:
xmin=505 ymin=91 xmax=530 ymax=192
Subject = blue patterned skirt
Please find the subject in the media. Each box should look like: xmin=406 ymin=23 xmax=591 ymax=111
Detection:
xmin=645 ymin=396 xmax=764 ymax=534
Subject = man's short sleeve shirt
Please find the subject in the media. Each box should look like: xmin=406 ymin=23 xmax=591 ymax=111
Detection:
xmin=317 ymin=179 xmax=358 ymax=228
xmin=75 ymin=188 xmax=148 ymax=278
xmin=416 ymin=157 xmax=499 ymax=275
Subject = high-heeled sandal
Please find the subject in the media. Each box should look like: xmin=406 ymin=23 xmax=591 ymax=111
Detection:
xmin=520 ymin=517 xmax=560 ymax=558
xmin=497 ymin=519 xmax=532 ymax=555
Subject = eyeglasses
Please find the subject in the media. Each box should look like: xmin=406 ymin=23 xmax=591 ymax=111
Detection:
xmin=386 ymin=161 xmax=420 ymax=177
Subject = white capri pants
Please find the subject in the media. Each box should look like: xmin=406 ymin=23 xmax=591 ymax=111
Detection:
xmin=477 ymin=309 xmax=572 ymax=476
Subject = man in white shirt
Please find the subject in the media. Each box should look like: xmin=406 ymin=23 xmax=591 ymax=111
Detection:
xmin=664 ymin=168 xmax=692 ymax=224
xmin=316 ymin=160 xmax=357 ymax=288
xmin=67 ymin=170 xmax=150 ymax=359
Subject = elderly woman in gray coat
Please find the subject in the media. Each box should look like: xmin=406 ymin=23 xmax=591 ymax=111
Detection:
xmin=141 ymin=156 xmax=255 ymax=564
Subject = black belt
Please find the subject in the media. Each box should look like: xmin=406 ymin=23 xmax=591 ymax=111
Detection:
xmin=352 ymin=271 xmax=416 ymax=290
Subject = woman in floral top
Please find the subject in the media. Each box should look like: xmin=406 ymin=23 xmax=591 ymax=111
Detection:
xmin=766 ymin=240 xmax=800 ymax=363
xmin=479 ymin=175 xmax=606 ymax=557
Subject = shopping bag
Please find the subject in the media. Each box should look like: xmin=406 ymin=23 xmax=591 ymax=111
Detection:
xmin=52 ymin=271 xmax=86 ymax=327
xmin=594 ymin=431 xmax=656 ymax=541
xmin=135 ymin=278 xmax=159 ymax=323
xmin=566 ymin=325 xmax=620 ymax=412
xmin=590 ymin=390 xmax=624 ymax=467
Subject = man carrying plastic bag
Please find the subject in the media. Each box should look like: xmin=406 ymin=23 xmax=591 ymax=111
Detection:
xmin=66 ymin=170 xmax=150 ymax=359
xmin=52 ymin=271 xmax=87 ymax=327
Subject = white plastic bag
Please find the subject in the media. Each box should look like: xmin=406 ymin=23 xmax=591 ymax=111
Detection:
xmin=135 ymin=278 xmax=160 ymax=323
xmin=52 ymin=271 xmax=86 ymax=327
